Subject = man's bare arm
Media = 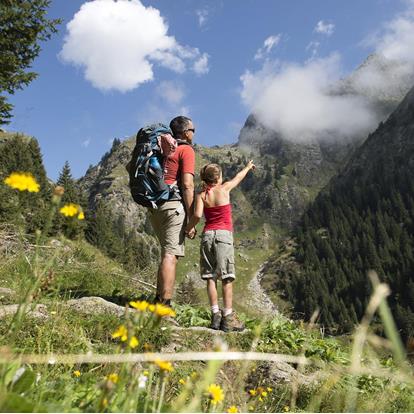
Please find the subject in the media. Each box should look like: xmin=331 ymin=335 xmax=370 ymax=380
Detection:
xmin=181 ymin=172 xmax=195 ymax=216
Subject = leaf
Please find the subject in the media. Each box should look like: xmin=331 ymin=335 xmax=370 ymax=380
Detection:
xmin=11 ymin=368 xmax=36 ymax=394
xmin=0 ymin=392 xmax=35 ymax=412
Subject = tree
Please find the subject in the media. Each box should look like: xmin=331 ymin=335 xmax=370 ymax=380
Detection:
xmin=0 ymin=0 xmax=61 ymax=124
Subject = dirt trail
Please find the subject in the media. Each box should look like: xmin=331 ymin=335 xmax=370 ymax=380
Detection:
xmin=246 ymin=263 xmax=278 ymax=317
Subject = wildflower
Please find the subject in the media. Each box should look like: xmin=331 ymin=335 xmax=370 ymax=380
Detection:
xmin=102 ymin=397 xmax=108 ymax=408
xmin=77 ymin=211 xmax=85 ymax=220
xmin=284 ymin=406 xmax=290 ymax=412
xmin=4 ymin=172 xmax=40 ymax=192
xmin=138 ymin=374 xmax=148 ymax=389
xmin=207 ymin=383 xmax=224 ymax=405
xmin=191 ymin=371 xmax=198 ymax=380
xmin=112 ymin=325 xmax=128 ymax=342
xmin=154 ymin=359 xmax=173 ymax=372
xmin=267 ymin=387 xmax=273 ymax=392
xmin=130 ymin=300 xmax=149 ymax=311
xmin=148 ymin=304 xmax=155 ymax=312
xmin=227 ymin=406 xmax=238 ymax=413
xmin=59 ymin=203 xmax=80 ymax=217
xmin=106 ymin=373 xmax=119 ymax=383
xmin=143 ymin=370 xmax=149 ymax=376
xmin=261 ymin=391 xmax=268 ymax=397
xmin=153 ymin=303 xmax=176 ymax=317
xmin=179 ymin=378 xmax=186 ymax=385
xmin=248 ymin=389 xmax=257 ymax=396
xmin=73 ymin=370 xmax=81 ymax=377
xmin=129 ymin=336 xmax=139 ymax=349
xmin=259 ymin=397 xmax=263 ymax=402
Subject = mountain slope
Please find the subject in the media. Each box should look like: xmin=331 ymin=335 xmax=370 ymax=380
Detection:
xmin=264 ymin=84 xmax=414 ymax=337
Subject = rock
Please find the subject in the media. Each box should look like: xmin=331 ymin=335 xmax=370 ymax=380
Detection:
xmin=248 ymin=360 xmax=316 ymax=388
xmin=0 ymin=287 xmax=17 ymax=304
xmin=65 ymin=296 xmax=126 ymax=317
xmin=0 ymin=303 xmax=49 ymax=320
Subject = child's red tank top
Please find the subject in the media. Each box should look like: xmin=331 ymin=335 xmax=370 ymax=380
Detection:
xmin=203 ymin=204 xmax=233 ymax=232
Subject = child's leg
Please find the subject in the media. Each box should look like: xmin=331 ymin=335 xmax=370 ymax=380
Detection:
xmin=207 ymin=278 xmax=219 ymax=313
xmin=222 ymin=279 xmax=233 ymax=316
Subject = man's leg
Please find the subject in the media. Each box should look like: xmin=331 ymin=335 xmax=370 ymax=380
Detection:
xmin=159 ymin=252 xmax=178 ymax=302
xmin=207 ymin=278 xmax=218 ymax=307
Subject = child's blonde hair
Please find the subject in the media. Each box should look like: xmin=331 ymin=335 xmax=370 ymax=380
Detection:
xmin=200 ymin=163 xmax=222 ymax=185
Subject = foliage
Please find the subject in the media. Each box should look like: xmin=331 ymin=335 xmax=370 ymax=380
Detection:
xmin=0 ymin=0 xmax=61 ymax=124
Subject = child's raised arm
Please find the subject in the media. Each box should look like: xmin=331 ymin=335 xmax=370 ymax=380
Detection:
xmin=223 ymin=160 xmax=255 ymax=192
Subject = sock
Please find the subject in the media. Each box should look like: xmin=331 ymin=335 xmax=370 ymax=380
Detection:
xmin=211 ymin=304 xmax=220 ymax=314
xmin=223 ymin=308 xmax=232 ymax=316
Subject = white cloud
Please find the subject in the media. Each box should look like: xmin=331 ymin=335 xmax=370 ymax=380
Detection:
xmin=306 ymin=41 xmax=320 ymax=60
xmin=254 ymin=34 xmax=281 ymax=60
xmin=314 ymin=20 xmax=335 ymax=36
xmin=59 ymin=0 xmax=208 ymax=92
xmin=240 ymin=54 xmax=376 ymax=142
xmin=193 ymin=53 xmax=210 ymax=75
xmin=81 ymin=138 xmax=91 ymax=148
xmin=196 ymin=8 xmax=209 ymax=27
xmin=156 ymin=81 xmax=185 ymax=105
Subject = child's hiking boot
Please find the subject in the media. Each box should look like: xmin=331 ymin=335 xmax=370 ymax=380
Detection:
xmin=210 ymin=311 xmax=222 ymax=330
xmin=220 ymin=311 xmax=245 ymax=332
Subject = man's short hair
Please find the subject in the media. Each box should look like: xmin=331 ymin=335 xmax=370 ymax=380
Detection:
xmin=170 ymin=116 xmax=192 ymax=137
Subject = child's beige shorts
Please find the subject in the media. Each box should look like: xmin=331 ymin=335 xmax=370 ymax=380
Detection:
xmin=149 ymin=201 xmax=186 ymax=257
xmin=200 ymin=229 xmax=235 ymax=281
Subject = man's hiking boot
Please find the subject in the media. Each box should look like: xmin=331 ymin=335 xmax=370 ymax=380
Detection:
xmin=220 ymin=311 xmax=245 ymax=332
xmin=210 ymin=311 xmax=222 ymax=330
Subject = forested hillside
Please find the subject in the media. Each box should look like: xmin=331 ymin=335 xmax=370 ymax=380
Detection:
xmin=269 ymin=86 xmax=414 ymax=339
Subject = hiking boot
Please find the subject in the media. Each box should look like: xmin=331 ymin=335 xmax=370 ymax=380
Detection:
xmin=210 ymin=311 xmax=222 ymax=330
xmin=220 ymin=311 xmax=245 ymax=332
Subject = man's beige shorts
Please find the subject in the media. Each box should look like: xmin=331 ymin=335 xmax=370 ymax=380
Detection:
xmin=149 ymin=200 xmax=186 ymax=257
xmin=200 ymin=229 xmax=235 ymax=281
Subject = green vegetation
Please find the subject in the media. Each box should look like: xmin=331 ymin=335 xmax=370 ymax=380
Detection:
xmin=272 ymin=97 xmax=414 ymax=340
xmin=0 ymin=0 xmax=61 ymax=124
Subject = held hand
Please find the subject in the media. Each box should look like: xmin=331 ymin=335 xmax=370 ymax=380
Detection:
xmin=186 ymin=227 xmax=197 ymax=239
xmin=247 ymin=160 xmax=256 ymax=171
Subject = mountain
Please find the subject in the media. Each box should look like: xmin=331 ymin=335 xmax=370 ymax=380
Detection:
xmin=263 ymin=84 xmax=414 ymax=338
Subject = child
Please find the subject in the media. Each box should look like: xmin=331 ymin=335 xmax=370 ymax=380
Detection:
xmin=186 ymin=160 xmax=255 ymax=331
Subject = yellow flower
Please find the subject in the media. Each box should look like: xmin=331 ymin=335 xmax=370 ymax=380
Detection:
xmin=73 ymin=370 xmax=81 ymax=377
xmin=249 ymin=389 xmax=257 ymax=396
xmin=129 ymin=300 xmax=149 ymax=311
xmin=112 ymin=325 xmax=128 ymax=342
xmin=261 ymin=391 xmax=268 ymax=397
xmin=148 ymin=304 xmax=155 ymax=312
xmin=284 ymin=406 xmax=290 ymax=412
xmin=129 ymin=336 xmax=139 ymax=349
xmin=179 ymin=378 xmax=186 ymax=385
xmin=77 ymin=211 xmax=85 ymax=220
xmin=143 ymin=370 xmax=149 ymax=376
xmin=227 ymin=406 xmax=238 ymax=413
xmin=59 ymin=203 xmax=80 ymax=217
xmin=207 ymin=383 xmax=224 ymax=405
xmin=259 ymin=397 xmax=263 ymax=402
xmin=106 ymin=373 xmax=119 ymax=383
xmin=153 ymin=303 xmax=176 ymax=317
xmin=154 ymin=359 xmax=173 ymax=372
xmin=267 ymin=387 xmax=273 ymax=392
xmin=102 ymin=398 xmax=108 ymax=408
xmin=4 ymin=172 xmax=40 ymax=192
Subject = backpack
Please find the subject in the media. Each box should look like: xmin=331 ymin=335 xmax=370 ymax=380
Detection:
xmin=127 ymin=123 xmax=184 ymax=209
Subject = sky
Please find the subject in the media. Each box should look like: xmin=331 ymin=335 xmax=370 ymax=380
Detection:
xmin=6 ymin=0 xmax=414 ymax=180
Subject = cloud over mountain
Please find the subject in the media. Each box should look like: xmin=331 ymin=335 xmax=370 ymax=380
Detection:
xmin=59 ymin=0 xmax=209 ymax=92
xmin=240 ymin=2 xmax=414 ymax=142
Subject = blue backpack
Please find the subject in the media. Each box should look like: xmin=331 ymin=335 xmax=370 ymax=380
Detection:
xmin=127 ymin=123 xmax=180 ymax=208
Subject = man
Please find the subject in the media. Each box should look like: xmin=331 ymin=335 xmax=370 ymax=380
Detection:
xmin=150 ymin=115 xmax=195 ymax=306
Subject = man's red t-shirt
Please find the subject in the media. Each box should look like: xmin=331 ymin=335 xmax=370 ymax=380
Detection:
xmin=164 ymin=144 xmax=195 ymax=185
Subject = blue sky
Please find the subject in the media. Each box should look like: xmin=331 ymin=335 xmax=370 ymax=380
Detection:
xmin=6 ymin=0 xmax=412 ymax=180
